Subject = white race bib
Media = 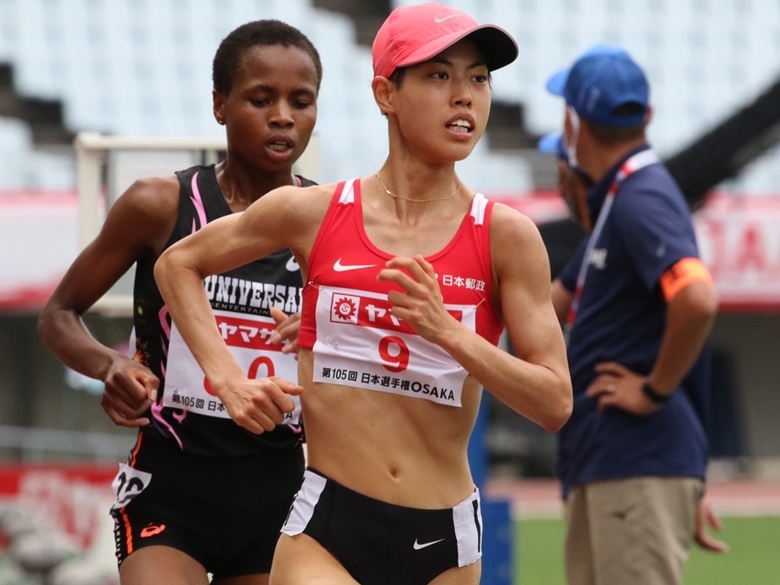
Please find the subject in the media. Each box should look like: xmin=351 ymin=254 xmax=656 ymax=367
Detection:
xmin=312 ymin=286 xmax=477 ymax=406
xmin=111 ymin=463 xmax=152 ymax=511
xmin=164 ymin=310 xmax=301 ymax=423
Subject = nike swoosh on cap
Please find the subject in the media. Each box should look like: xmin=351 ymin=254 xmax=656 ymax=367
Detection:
xmin=434 ymin=15 xmax=458 ymax=23
xmin=333 ymin=258 xmax=377 ymax=272
xmin=413 ymin=537 xmax=445 ymax=550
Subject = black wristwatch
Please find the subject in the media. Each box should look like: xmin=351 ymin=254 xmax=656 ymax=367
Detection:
xmin=642 ymin=380 xmax=670 ymax=404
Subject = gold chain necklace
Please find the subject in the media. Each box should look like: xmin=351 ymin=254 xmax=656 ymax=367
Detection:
xmin=375 ymin=173 xmax=461 ymax=202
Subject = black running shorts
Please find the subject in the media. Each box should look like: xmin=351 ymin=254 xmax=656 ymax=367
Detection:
xmin=281 ymin=467 xmax=482 ymax=585
xmin=111 ymin=431 xmax=304 ymax=578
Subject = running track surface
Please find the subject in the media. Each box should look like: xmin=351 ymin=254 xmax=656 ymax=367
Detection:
xmin=486 ymin=478 xmax=780 ymax=519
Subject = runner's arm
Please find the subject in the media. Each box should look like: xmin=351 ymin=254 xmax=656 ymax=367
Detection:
xmin=154 ymin=186 xmax=323 ymax=433
xmin=381 ymin=205 xmax=572 ymax=432
xmin=550 ymin=280 xmax=573 ymax=325
xmin=37 ymin=177 xmax=179 ymax=426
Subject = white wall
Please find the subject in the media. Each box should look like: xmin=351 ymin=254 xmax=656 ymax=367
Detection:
xmin=709 ymin=313 xmax=780 ymax=458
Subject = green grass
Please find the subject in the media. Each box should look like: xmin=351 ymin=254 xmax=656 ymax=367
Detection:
xmin=515 ymin=516 xmax=780 ymax=585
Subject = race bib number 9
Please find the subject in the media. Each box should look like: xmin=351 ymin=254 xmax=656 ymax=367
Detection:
xmin=312 ymin=286 xmax=476 ymax=406
xmin=164 ymin=310 xmax=301 ymax=423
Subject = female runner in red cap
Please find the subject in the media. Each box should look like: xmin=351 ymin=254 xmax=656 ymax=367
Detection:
xmin=156 ymin=4 xmax=572 ymax=584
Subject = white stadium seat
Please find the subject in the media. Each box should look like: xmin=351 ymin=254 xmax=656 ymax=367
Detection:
xmin=0 ymin=0 xmax=779 ymax=191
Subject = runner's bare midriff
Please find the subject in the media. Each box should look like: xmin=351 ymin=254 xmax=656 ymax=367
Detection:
xmin=297 ymin=350 xmax=481 ymax=509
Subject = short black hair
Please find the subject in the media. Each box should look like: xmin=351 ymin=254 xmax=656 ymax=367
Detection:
xmin=584 ymin=103 xmax=647 ymax=146
xmin=388 ymin=67 xmax=408 ymax=88
xmin=212 ymin=20 xmax=322 ymax=96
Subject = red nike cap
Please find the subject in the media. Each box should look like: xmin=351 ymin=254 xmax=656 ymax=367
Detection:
xmin=372 ymin=2 xmax=518 ymax=78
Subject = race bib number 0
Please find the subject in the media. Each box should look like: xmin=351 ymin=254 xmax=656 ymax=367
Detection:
xmin=164 ymin=310 xmax=301 ymax=423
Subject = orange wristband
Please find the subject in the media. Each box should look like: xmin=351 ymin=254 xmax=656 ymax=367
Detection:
xmin=659 ymin=258 xmax=713 ymax=302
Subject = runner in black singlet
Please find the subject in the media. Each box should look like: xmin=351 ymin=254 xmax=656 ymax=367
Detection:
xmin=38 ymin=20 xmax=322 ymax=585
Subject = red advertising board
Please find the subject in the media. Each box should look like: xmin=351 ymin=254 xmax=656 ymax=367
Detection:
xmin=0 ymin=464 xmax=117 ymax=550
xmin=496 ymin=191 xmax=780 ymax=312
xmin=694 ymin=194 xmax=780 ymax=310
xmin=3 ymin=189 xmax=780 ymax=311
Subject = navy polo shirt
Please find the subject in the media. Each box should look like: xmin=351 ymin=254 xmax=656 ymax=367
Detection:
xmin=557 ymin=145 xmax=710 ymax=497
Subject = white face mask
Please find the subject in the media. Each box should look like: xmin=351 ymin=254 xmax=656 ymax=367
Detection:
xmin=564 ymin=105 xmax=580 ymax=169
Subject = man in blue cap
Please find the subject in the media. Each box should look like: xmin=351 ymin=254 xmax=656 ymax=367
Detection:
xmin=538 ymin=132 xmax=593 ymax=233
xmin=543 ymin=45 xmax=729 ymax=585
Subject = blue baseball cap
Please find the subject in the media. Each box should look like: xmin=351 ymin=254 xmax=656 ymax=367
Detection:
xmin=537 ymin=132 xmax=595 ymax=185
xmin=546 ymin=43 xmax=649 ymax=127
xmin=537 ymin=132 xmax=567 ymax=160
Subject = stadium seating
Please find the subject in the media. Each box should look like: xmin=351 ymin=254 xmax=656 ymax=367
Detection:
xmin=0 ymin=116 xmax=73 ymax=189
xmin=415 ymin=0 xmax=780 ymax=194
xmin=0 ymin=0 xmax=779 ymax=193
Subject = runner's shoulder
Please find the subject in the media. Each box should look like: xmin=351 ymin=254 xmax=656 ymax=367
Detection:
xmin=262 ymin=181 xmax=341 ymax=215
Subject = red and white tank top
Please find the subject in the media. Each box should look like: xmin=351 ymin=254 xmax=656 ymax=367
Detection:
xmin=299 ymin=178 xmax=503 ymax=407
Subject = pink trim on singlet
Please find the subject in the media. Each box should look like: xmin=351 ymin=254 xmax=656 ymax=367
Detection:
xmin=189 ymin=171 xmax=208 ymax=233
xmin=151 ymin=401 xmax=184 ymax=450
xmin=149 ymin=172 xmax=205 ymax=447
xmin=152 ymin=303 xmax=188 ymax=446
xmin=158 ymin=305 xmax=171 ymax=340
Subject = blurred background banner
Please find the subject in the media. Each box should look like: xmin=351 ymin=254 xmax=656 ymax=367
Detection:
xmin=693 ymin=194 xmax=780 ymax=309
xmin=5 ymin=190 xmax=780 ymax=311
xmin=0 ymin=464 xmax=116 ymax=551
